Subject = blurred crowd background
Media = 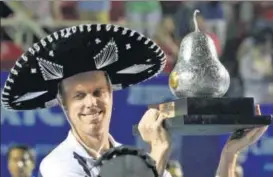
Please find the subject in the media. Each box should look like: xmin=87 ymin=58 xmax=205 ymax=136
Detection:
xmin=1 ymin=1 xmax=273 ymax=177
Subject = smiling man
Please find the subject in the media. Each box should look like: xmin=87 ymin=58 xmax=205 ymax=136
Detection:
xmin=54 ymin=69 xmax=172 ymax=177
xmin=1 ymin=24 xmax=269 ymax=177
xmin=1 ymin=24 xmax=171 ymax=177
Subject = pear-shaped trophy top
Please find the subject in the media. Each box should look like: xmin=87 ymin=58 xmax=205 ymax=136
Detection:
xmin=169 ymin=10 xmax=230 ymax=98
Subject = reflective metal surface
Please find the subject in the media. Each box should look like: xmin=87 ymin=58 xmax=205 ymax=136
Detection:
xmin=169 ymin=10 xmax=230 ymax=97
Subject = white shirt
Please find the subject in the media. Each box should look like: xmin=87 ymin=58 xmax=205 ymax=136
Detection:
xmin=39 ymin=131 xmax=172 ymax=177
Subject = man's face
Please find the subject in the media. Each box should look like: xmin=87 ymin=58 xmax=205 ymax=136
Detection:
xmin=8 ymin=149 xmax=34 ymax=177
xmin=61 ymin=71 xmax=113 ymax=137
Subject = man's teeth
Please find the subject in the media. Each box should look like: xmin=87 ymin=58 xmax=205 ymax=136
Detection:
xmin=83 ymin=112 xmax=100 ymax=116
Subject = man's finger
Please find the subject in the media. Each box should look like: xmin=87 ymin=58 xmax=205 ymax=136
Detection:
xmin=249 ymin=126 xmax=269 ymax=141
xmin=139 ymin=108 xmax=159 ymax=124
xmin=256 ymin=126 xmax=269 ymax=136
xmin=138 ymin=109 xmax=159 ymax=135
xmin=255 ymin=104 xmax=261 ymax=115
xmin=154 ymin=113 xmax=168 ymax=128
xmin=243 ymin=126 xmax=268 ymax=142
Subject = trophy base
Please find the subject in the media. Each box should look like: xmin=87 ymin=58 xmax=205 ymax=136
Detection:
xmin=132 ymin=97 xmax=272 ymax=135
xmin=133 ymin=115 xmax=272 ymax=135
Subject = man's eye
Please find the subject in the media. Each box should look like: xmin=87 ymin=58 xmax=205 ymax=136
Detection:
xmin=93 ymin=89 xmax=103 ymax=97
xmin=74 ymin=93 xmax=85 ymax=99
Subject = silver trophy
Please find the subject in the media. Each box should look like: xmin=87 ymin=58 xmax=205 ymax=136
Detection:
xmin=169 ymin=10 xmax=230 ymax=97
xmin=134 ymin=10 xmax=272 ymax=135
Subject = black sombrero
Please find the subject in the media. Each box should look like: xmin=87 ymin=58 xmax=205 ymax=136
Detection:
xmin=1 ymin=24 xmax=166 ymax=110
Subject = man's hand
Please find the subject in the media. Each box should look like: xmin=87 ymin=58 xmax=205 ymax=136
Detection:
xmin=216 ymin=104 xmax=269 ymax=177
xmin=222 ymin=104 xmax=269 ymax=155
xmin=138 ymin=108 xmax=172 ymax=176
xmin=138 ymin=108 xmax=171 ymax=148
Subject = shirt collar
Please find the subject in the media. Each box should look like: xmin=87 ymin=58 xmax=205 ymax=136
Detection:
xmin=65 ymin=130 xmax=121 ymax=159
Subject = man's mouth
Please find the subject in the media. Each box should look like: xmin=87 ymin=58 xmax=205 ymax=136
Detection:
xmin=80 ymin=111 xmax=103 ymax=123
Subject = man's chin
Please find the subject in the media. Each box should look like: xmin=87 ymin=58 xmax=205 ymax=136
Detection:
xmin=86 ymin=128 xmax=104 ymax=137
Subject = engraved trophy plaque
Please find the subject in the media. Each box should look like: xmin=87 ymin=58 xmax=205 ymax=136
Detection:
xmin=133 ymin=10 xmax=272 ymax=135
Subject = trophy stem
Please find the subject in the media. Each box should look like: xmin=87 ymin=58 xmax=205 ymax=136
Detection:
xmin=193 ymin=9 xmax=200 ymax=32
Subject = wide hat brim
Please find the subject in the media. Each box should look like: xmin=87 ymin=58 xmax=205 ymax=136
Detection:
xmin=1 ymin=24 xmax=166 ymax=111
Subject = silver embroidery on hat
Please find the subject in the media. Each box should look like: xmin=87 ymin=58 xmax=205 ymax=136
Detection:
xmin=33 ymin=43 xmax=40 ymax=52
xmin=37 ymin=57 xmax=63 ymax=80
xmin=28 ymin=48 xmax=35 ymax=55
xmin=117 ymin=64 xmax=155 ymax=74
xmin=137 ymin=34 xmax=144 ymax=41
xmin=106 ymin=24 xmax=112 ymax=31
xmin=97 ymin=24 xmax=101 ymax=31
xmin=12 ymin=91 xmax=48 ymax=103
xmin=130 ymin=30 xmax=136 ymax=37
xmin=158 ymin=50 xmax=164 ymax=57
xmin=53 ymin=32 xmax=59 ymax=40
xmin=72 ymin=26 xmax=77 ymax=33
xmin=11 ymin=68 xmax=18 ymax=75
xmin=95 ymin=38 xmax=101 ymax=44
xmin=31 ymin=68 xmax=37 ymax=74
xmin=122 ymin=28 xmax=128 ymax=35
xmin=160 ymin=56 xmax=165 ymax=61
xmin=2 ymin=91 xmax=9 ymax=96
xmin=1 ymin=97 xmax=8 ymax=101
xmin=41 ymin=39 xmax=47 ymax=47
xmin=149 ymin=43 xmax=156 ymax=49
xmin=113 ymin=26 xmax=119 ymax=32
xmin=49 ymin=50 xmax=54 ymax=57
xmin=5 ymin=86 xmax=11 ymax=90
xmin=21 ymin=55 xmax=28 ymax=61
xmin=47 ymin=35 xmax=53 ymax=43
xmin=7 ymin=77 xmax=14 ymax=83
xmin=86 ymin=24 xmax=92 ymax=32
xmin=15 ymin=61 xmax=22 ymax=68
xmin=60 ymin=29 xmax=65 ymax=37
xmin=144 ymin=39 xmax=150 ymax=45
xmin=79 ymin=24 xmax=84 ymax=32
xmin=64 ymin=27 xmax=72 ymax=38
xmin=126 ymin=44 xmax=131 ymax=50
xmin=94 ymin=39 xmax=118 ymax=69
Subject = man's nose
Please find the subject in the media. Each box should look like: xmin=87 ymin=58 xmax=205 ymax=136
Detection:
xmin=84 ymin=94 xmax=97 ymax=107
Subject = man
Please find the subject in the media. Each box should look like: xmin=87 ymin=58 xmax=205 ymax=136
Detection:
xmin=1 ymin=24 xmax=268 ymax=177
xmin=7 ymin=144 xmax=36 ymax=177
xmin=1 ymin=24 xmax=169 ymax=177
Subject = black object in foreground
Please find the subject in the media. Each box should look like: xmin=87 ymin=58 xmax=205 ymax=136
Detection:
xmin=94 ymin=146 xmax=159 ymax=177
